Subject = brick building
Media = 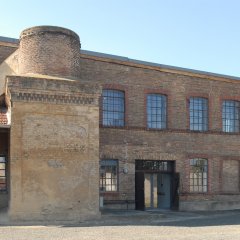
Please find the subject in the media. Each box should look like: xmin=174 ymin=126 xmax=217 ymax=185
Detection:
xmin=0 ymin=26 xmax=240 ymax=222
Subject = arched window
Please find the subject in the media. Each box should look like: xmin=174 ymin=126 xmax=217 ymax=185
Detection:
xmin=102 ymin=89 xmax=125 ymax=127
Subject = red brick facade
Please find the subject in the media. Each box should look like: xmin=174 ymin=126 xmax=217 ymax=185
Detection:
xmin=80 ymin=55 xmax=240 ymax=210
xmin=1 ymin=27 xmax=240 ymax=212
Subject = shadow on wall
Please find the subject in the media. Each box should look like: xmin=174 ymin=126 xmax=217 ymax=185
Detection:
xmin=0 ymin=50 xmax=18 ymax=94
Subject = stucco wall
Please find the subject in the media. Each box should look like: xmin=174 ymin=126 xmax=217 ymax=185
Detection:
xmin=7 ymin=76 xmax=101 ymax=222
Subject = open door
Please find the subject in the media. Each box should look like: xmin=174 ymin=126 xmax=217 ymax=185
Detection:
xmin=135 ymin=172 xmax=144 ymax=210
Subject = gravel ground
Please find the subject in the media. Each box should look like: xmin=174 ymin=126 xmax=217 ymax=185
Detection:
xmin=0 ymin=210 xmax=240 ymax=240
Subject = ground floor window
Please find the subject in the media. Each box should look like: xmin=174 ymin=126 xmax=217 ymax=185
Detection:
xmin=100 ymin=160 xmax=118 ymax=192
xmin=0 ymin=156 xmax=7 ymax=191
xmin=189 ymin=158 xmax=208 ymax=193
xmin=222 ymin=160 xmax=239 ymax=192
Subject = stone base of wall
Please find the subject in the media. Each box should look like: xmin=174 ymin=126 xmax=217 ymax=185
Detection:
xmin=180 ymin=200 xmax=240 ymax=211
xmin=8 ymin=210 xmax=101 ymax=224
xmin=0 ymin=193 xmax=8 ymax=209
xmin=102 ymin=201 xmax=135 ymax=210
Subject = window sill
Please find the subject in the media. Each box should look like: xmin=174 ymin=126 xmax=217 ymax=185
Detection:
xmin=100 ymin=192 xmax=120 ymax=197
xmin=100 ymin=125 xmax=125 ymax=129
xmin=180 ymin=192 xmax=209 ymax=196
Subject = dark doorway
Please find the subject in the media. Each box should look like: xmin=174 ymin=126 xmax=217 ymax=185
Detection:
xmin=0 ymin=129 xmax=9 ymax=209
xmin=135 ymin=172 xmax=144 ymax=210
xmin=135 ymin=160 xmax=179 ymax=211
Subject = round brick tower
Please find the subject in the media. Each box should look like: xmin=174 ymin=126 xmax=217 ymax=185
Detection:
xmin=18 ymin=26 xmax=81 ymax=78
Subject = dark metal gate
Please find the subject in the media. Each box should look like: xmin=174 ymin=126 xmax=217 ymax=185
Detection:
xmin=135 ymin=160 xmax=179 ymax=211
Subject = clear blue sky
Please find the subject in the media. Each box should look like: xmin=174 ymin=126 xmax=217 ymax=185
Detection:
xmin=1 ymin=0 xmax=240 ymax=77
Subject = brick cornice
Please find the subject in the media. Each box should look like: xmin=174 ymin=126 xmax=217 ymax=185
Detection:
xmin=6 ymin=75 xmax=101 ymax=106
xmin=10 ymin=92 xmax=96 ymax=105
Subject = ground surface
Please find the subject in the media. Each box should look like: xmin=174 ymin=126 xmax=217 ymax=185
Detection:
xmin=0 ymin=210 xmax=240 ymax=240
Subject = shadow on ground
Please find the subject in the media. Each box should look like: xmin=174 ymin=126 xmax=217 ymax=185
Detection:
xmin=61 ymin=209 xmax=240 ymax=228
xmin=1 ymin=209 xmax=240 ymax=228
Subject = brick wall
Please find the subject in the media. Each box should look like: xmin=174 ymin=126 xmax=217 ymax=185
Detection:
xmin=0 ymin=45 xmax=17 ymax=65
xmin=2 ymin=28 xmax=240 ymax=210
xmin=79 ymin=55 xmax=240 ymax=208
xmin=7 ymin=75 xmax=101 ymax=221
xmin=18 ymin=26 xmax=80 ymax=78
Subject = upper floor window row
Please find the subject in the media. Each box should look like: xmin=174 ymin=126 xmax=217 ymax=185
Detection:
xmin=101 ymin=90 xmax=240 ymax=134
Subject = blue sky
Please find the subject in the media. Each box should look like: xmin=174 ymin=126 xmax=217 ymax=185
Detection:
xmin=1 ymin=0 xmax=240 ymax=77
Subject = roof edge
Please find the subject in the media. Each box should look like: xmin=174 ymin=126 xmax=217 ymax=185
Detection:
xmin=0 ymin=36 xmax=19 ymax=44
xmin=0 ymin=36 xmax=240 ymax=82
xmin=80 ymin=49 xmax=240 ymax=82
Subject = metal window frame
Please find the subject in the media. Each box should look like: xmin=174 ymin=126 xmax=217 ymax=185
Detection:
xmin=0 ymin=155 xmax=7 ymax=192
xmin=102 ymin=89 xmax=125 ymax=127
xmin=99 ymin=159 xmax=119 ymax=192
xmin=222 ymin=100 xmax=240 ymax=133
xmin=189 ymin=97 xmax=208 ymax=131
xmin=147 ymin=93 xmax=167 ymax=129
xmin=189 ymin=158 xmax=208 ymax=193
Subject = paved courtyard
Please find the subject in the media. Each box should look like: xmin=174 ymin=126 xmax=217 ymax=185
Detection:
xmin=0 ymin=210 xmax=240 ymax=240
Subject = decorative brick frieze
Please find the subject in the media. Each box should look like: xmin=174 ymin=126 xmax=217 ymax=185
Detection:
xmin=10 ymin=92 xmax=95 ymax=105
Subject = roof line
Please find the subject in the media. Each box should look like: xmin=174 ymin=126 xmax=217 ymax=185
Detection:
xmin=0 ymin=36 xmax=19 ymax=44
xmin=1 ymin=36 xmax=240 ymax=82
xmin=80 ymin=49 xmax=240 ymax=82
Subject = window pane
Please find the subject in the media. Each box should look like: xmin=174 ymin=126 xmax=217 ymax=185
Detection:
xmin=99 ymin=160 xmax=118 ymax=192
xmin=0 ymin=170 xmax=5 ymax=177
xmin=0 ymin=157 xmax=6 ymax=192
xmin=222 ymin=100 xmax=240 ymax=132
xmin=189 ymin=158 xmax=208 ymax=193
xmin=189 ymin=97 xmax=208 ymax=131
xmin=147 ymin=94 xmax=167 ymax=129
xmin=102 ymin=90 xmax=125 ymax=127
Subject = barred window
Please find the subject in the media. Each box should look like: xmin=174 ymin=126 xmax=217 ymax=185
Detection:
xmin=190 ymin=158 xmax=208 ymax=193
xmin=189 ymin=97 xmax=208 ymax=131
xmin=147 ymin=94 xmax=167 ymax=129
xmin=0 ymin=156 xmax=7 ymax=192
xmin=100 ymin=160 xmax=118 ymax=192
xmin=222 ymin=100 xmax=240 ymax=133
xmin=102 ymin=90 xmax=125 ymax=127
